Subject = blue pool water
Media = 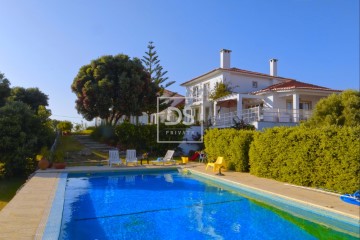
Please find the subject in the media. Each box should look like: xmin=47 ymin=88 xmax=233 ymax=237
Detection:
xmin=59 ymin=171 xmax=357 ymax=240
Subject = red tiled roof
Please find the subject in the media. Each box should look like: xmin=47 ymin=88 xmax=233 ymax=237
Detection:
xmin=226 ymin=68 xmax=295 ymax=81
xmin=180 ymin=67 xmax=294 ymax=86
xmin=253 ymin=80 xmax=341 ymax=94
xmin=162 ymin=89 xmax=184 ymax=97
xmin=161 ymin=89 xmax=185 ymax=108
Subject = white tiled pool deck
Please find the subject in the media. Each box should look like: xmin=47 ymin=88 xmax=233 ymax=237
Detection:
xmin=0 ymin=163 xmax=359 ymax=239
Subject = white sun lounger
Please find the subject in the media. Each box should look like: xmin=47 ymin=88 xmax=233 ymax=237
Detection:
xmin=125 ymin=149 xmax=138 ymax=166
xmin=108 ymin=150 xmax=122 ymax=167
xmin=150 ymin=150 xmax=176 ymax=165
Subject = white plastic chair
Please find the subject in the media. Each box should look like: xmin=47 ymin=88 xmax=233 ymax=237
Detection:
xmin=108 ymin=150 xmax=122 ymax=167
xmin=199 ymin=152 xmax=206 ymax=163
xmin=150 ymin=150 xmax=176 ymax=165
xmin=126 ymin=149 xmax=138 ymax=166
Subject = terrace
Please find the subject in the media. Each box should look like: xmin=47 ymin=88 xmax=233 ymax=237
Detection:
xmin=210 ymin=106 xmax=312 ymax=128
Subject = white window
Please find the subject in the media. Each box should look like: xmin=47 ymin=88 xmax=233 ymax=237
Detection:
xmin=300 ymin=102 xmax=312 ymax=110
xmin=204 ymin=83 xmax=210 ymax=99
xmin=287 ymin=100 xmax=312 ymax=110
xmin=193 ymin=86 xmax=199 ymax=101
xmin=252 ymin=81 xmax=258 ymax=88
xmin=286 ymin=102 xmax=292 ymax=110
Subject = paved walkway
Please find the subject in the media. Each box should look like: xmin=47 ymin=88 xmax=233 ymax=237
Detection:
xmin=188 ymin=164 xmax=360 ymax=219
xmin=0 ymin=172 xmax=59 ymax=240
xmin=0 ymin=163 xmax=358 ymax=239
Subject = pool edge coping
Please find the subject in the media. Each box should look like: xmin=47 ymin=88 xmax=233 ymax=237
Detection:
xmin=38 ymin=173 xmax=67 ymax=240
xmin=188 ymin=169 xmax=360 ymax=220
xmin=187 ymin=168 xmax=360 ymax=236
xmin=39 ymin=167 xmax=360 ymax=239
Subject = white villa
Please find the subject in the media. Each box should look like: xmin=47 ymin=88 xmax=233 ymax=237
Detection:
xmin=149 ymin=89 xmax=185 ymax=124
xmin=181 ymin=49 xmax=341 ymax=130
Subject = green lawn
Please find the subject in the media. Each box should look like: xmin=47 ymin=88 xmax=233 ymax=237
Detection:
xmin=0 ymin=178 xmax=26 ymax=211
xmin=57 ymin=135 xmax=84 ymax=152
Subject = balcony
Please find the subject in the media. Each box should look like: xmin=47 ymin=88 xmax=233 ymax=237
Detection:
xmin=211 ymin=107 xmax=312 ymax=128
xmin=185 ymin=96 xmax=202 ymax=105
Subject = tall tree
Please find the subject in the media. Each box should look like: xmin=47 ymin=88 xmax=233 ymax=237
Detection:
xmin=0 ymin=102 xmax=53 ymax=177
xmin=9 ymin=87 xmax=49 ymax=111
xmin=142 ymin=41 xmax=175 ymax=88
xmin=142 ymin=41 xmax=175 ymax=113
xmin=305 ymin=89 xmax=360 ymax=127
xmin=57 ymin=120 xmax=73 ymax=133
xmin=0 ymin=72 xmax=11 ymax=107
xmin=71 ymin=54 xmax=159 ymax=125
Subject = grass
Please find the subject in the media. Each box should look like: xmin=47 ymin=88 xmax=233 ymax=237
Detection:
xmin=73 ymin=129 xmax=93 ymax=135
xmin=92 ymin=150 xmax=108 ymax=159
xmin=57 ymin=135 xmax=84 ymax=152
xmin=0 ymin=177 xmax=26 ymax=211
xmin=59 ymin=136 xmax=108 ymax=166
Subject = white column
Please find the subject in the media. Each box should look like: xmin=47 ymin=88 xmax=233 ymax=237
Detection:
xmin=293 ymin=93 xmax=299 ymax=122
xmin=236 ymin=95 xmax=243 ymax=119
xmin=200 ymin=104 xmax=204 ymax=122
xmin=213 ymin=101 xmax=218 ymax=125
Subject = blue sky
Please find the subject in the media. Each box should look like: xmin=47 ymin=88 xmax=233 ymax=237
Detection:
xmin=0 ymin=0 xmax=358 ymax=124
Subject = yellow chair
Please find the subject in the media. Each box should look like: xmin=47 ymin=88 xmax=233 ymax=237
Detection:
xmin=181 ymin=157 xmax=189 ymax=164
xmin=206 ymin=157 xmax=225 ymax=172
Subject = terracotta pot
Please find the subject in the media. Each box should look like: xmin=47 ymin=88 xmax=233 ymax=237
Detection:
xmin=53 ymin=162 xmax=66 ymax=169
xmin=38 ymin=158 xmax=49 ymax=170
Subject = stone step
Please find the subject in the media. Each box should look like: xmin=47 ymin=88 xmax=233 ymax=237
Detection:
xmin=72 ymin=135 xmax=114 ymax=152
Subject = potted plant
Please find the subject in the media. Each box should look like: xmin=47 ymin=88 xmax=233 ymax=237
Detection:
xmin=53 ymin=150 xmax=66 ymax=169
xmin=38 ymin=147 xmax=50 ymax=170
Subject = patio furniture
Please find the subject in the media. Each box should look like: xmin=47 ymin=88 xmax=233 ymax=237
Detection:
xmin=181 ymin=157 xmax=189 ymax=164
xmin=199 ymin=152 xmax=207 ymax=163
xmin=108 ymin=150 xmax=122 ymax=167
xmin=150 ymin=150 xmax=176 ymax=165
xmin=340 ymin=190 xmax=360 ymax=206
xmin=206 ymin=157 xmax=225 ymax=172
xmin=125 ymin=149 xmax=138 ymax=166
xmin=140 ymin=152 xmax=149 ymax=165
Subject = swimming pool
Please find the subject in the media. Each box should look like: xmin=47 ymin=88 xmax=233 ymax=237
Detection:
xmin=52 ymin=170 xmax=358 ymax=239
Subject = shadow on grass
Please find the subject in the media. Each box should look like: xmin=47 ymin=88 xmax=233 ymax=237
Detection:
xmin=0 ymin=177 xmax=26 ymax=210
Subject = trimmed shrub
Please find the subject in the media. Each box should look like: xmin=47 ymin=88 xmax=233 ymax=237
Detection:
xmin=249 ymin=126 xmax=360 ymax=193
xmin=0 ymin=102 xmax=54 ymax=177
xmin=204 ymin=128 xmax=256 ymax=172
xmin=90 ymin=125 xmax=118 ymax=146
xmin=115 ymin=122 xmax=186 ymax=156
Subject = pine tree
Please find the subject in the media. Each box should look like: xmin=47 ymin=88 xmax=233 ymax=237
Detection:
xmin=142 ymin=41 xmax=176 ymax=114
xmin=142 ymin=41 xmax=175 ymax=89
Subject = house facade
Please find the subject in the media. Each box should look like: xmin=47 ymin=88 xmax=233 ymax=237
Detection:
xmin=181 ymin=49 xmax=341 ymax=129
xmin=149 ymin=89 xmax=185 ymax=124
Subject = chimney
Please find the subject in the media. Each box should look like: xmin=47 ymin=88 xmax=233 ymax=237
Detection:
xmin=270 ymin=58 xmax=278 ymax=77
xmin=220 ymin=49 xmax=231 ymax=68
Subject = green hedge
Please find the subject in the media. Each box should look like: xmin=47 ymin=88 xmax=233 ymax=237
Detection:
xmin=204 ymin=128 xmax=256 ymax=172
xmin=249 ymin=126 xmax=360 ymax=193
xmin=90 ymin=125 xmax=118 ymax=146
xmin=115 ymin=122 xmax=186 ymax=156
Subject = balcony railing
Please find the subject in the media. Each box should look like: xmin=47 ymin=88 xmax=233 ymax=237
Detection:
xmin=211 ymin=107 xmax=312 ymax=127
xmin=185 ymin=96 xmax=202 ymax=104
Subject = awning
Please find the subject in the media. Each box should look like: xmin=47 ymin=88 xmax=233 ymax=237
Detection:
xmin=217 ymin=99 xmax=237 ymax=108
